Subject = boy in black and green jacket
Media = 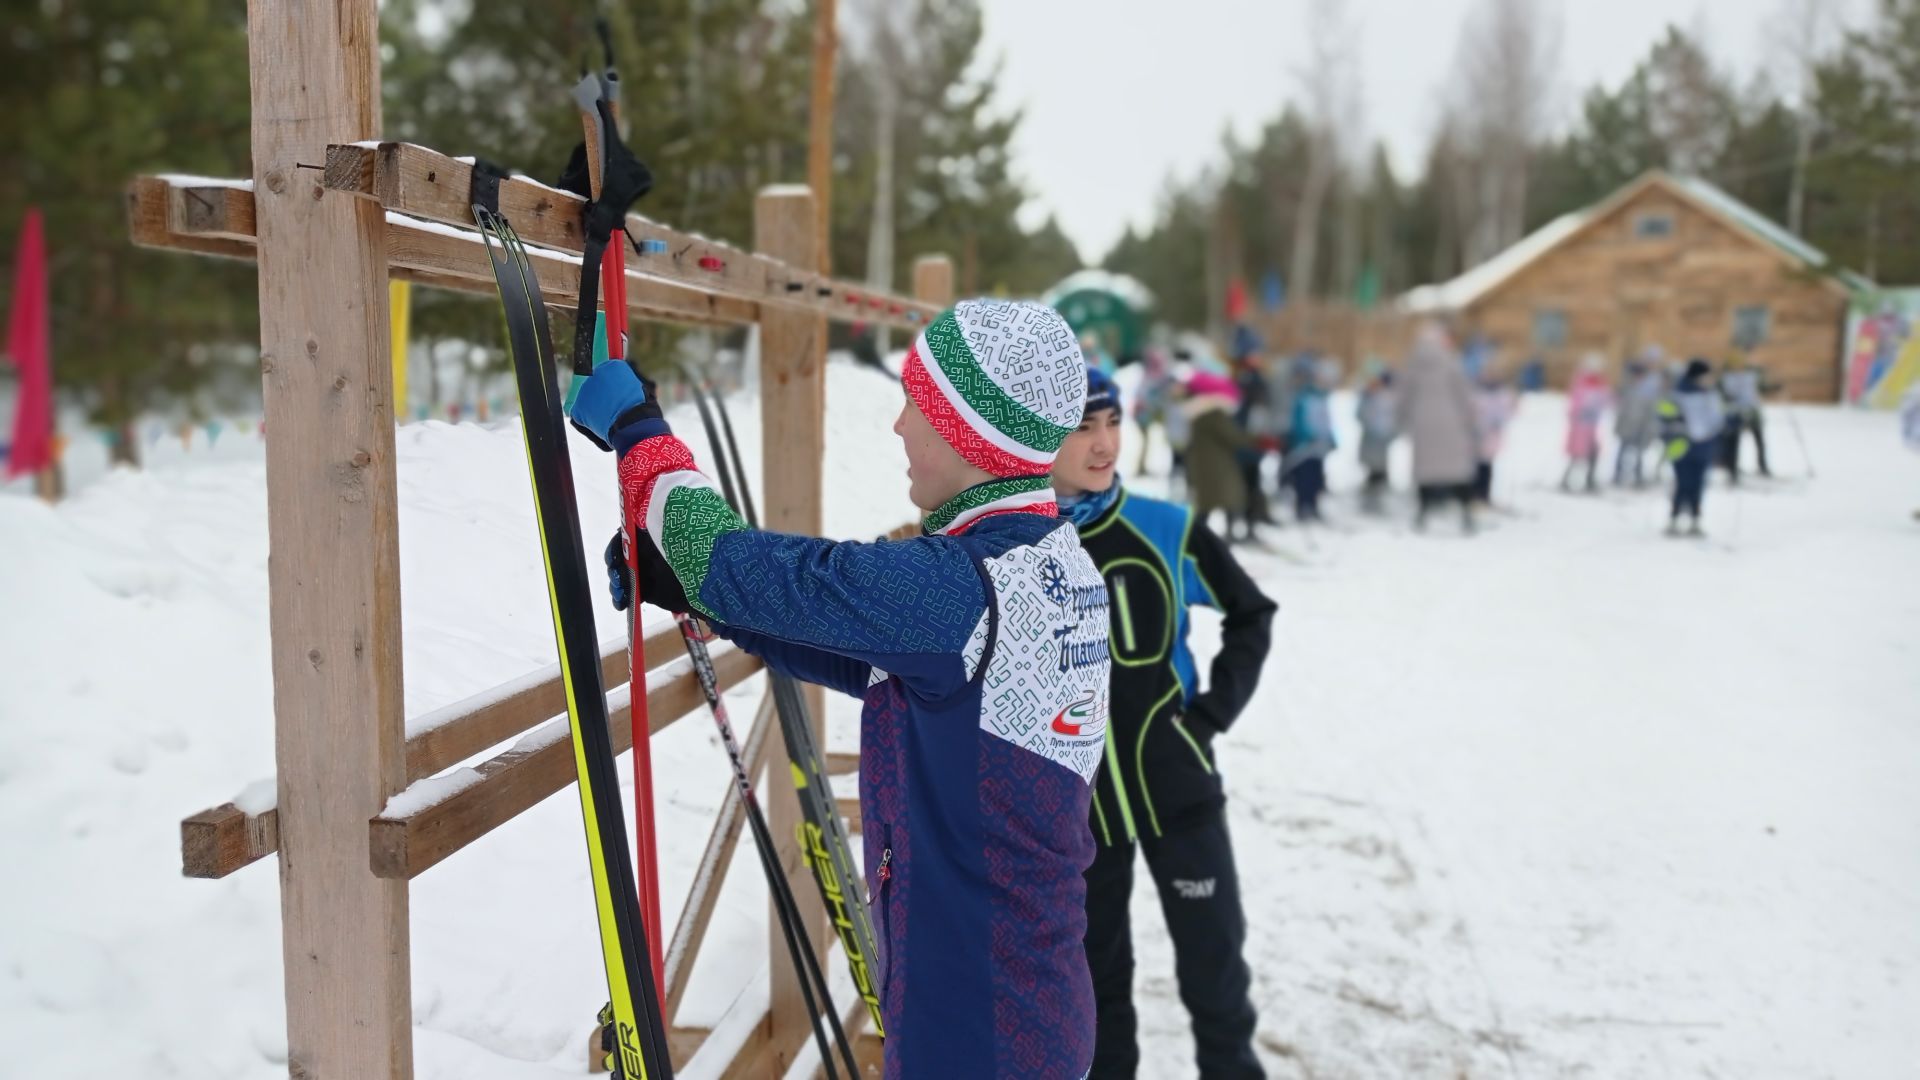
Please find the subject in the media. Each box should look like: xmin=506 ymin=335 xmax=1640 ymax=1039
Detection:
xmin=1055 ymin=365 xmax=1278 ymax=1079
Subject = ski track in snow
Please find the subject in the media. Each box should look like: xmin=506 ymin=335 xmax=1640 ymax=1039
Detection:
xmin=1 ymin=359 xmax=1916 ymax=1078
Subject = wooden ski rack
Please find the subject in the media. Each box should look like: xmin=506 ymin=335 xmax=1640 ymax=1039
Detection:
xmin=138 ymin=3 xmax=957 ymax=1073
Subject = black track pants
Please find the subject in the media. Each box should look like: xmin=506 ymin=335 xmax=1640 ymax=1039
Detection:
xmin=1084 ymin=817 xmax=1263 ymax=1079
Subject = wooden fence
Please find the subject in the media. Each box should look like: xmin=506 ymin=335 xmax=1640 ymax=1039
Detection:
xmin=133 ymin=4 xmax=953 ymax=1073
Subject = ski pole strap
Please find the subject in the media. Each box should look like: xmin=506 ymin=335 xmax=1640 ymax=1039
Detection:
xmin=566 ymin=88 xmax=654 ymax=377
xmin=467 ymin=157 xmax=510 ymax=218
xmin=596 ymin=16 xmax=621 ymax=108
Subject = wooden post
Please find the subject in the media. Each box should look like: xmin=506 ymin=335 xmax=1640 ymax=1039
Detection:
xmin=807 ymin=0 xmax=838 ymax=274
xmin=32 ymin=464 xmax=63 ymax=503
xmin=911 ymin=255 xmax=954 ymax=309
xmin=754 ymin=186 xmax=827 ymax=1075
xmin=248 ymin=0 xmax=411 ymax=1076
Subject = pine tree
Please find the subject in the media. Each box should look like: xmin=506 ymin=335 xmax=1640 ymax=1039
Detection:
xmin=834 ymin=0 xmax=1080 ymax=303
xmin=1804 ymin=0 xmax=1920 ymax=284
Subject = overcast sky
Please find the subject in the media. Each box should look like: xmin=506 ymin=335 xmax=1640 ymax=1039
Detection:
xmin=972 ymin=0 xmax=1870 ymax=261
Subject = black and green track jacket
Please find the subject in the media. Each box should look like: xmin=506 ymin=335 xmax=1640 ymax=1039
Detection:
xmin=1074 ymin=488 xmax=1276 ymax=845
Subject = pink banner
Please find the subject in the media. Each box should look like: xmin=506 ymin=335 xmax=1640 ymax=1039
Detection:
xmin=5 ymin=208 xmax=52 ymax=478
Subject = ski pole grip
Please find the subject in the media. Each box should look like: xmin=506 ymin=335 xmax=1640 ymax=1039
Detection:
xmin=572 ymin=74 xmax=609 ymax=198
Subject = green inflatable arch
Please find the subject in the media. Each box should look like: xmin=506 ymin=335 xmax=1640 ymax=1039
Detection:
xmin=1042 ymin=270 xmax=1154 ymax=365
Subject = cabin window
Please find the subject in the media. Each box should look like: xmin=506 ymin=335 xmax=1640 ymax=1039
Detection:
xmin=1732 ymin=305 xmax=1771 ymax=348
xmin=1634 ymin=212 xmax=1675 ymax=239
xmin=1532 ymin=308 xmax=1568 ymax=348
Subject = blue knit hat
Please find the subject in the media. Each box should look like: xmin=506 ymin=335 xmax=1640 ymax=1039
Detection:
xmin=1083 ymin=365 xmax=1119 ymax=418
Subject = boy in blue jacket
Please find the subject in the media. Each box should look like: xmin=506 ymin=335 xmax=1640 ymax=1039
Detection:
xmin=569 ymin=299 xmax=1110 ymax=1079
xmin=1283 ymin=364 xmax=1336 ymax=523
xmin=1659 ymin=358 xmax=1725 ymax=537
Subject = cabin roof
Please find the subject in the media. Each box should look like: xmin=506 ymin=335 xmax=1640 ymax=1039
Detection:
xmin=1401 ymin=171 xmax=1872 ymax=314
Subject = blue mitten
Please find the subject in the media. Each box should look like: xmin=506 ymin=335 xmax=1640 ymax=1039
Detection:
xmin=568 ymin=361 xmax=671 ymax=456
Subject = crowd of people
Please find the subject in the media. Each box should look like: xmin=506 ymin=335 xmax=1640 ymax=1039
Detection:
xmin=1124 ymin=320 xmax=1792 ymax=541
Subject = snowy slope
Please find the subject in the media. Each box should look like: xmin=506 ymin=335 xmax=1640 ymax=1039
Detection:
xmin=1126 ymin=394 xmax=1920 ymax=1078
xmin=2 ymin=360 xmax=1917 ymax=1079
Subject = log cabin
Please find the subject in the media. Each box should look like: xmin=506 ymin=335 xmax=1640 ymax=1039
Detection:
xmin=1402 ymin=171 xmax=1872 ymax=401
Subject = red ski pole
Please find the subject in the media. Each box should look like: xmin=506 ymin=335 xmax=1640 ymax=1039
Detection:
xmin=578 ymin=66 xmax=665 ymax=1005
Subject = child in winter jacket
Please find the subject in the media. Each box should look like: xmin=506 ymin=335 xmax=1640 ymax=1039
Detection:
xmin=1183 ymin=371 xmax=1255 ymax=542
xmin=1283 ymin=360 xmax=1338 ymax=522
xmin=1718 ymin=353 xmax=1774 ymax=483
xmin=569 ymin=299 xmax=1109 ymax=1079
xmin=1132 ymin=347 xmax=1177 ymax=477
xmin=1614 ymin=352 xmax=1663 ymax=486
xmin=1356 ymin=363 xmax=1398 ymax=514
xmin=1472 ymin=370 xmax=1517 ymax=506
xmin=1659 ymin=358 xmax=1726 ymax=536
xmin=1563 ymin=353 xmax=1612 ymax=493
xmin=1054 ymin=365 xmax=1277 ymax=1080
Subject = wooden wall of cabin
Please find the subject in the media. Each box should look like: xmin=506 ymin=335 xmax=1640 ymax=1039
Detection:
xmin=1240 ymin=302 xmax=1417 ymax=378
xmin=1461 ymin=186 xmax=1849 ymax=401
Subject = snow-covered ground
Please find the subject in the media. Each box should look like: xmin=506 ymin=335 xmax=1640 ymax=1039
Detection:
xmin=2 ymin=357 xmax=1916 ymax=1079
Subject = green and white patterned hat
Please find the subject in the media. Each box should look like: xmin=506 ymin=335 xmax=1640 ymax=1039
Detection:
xmin=901 ymin=299 xmax=1088 ymax=478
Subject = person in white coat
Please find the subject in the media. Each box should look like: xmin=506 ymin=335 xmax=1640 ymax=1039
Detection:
xmin=1395 ymin=322 xmax=1480 ymax=533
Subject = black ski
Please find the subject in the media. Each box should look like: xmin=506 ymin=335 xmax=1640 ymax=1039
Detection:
xmin=475 ymin=205 xmax=673 ymax=1080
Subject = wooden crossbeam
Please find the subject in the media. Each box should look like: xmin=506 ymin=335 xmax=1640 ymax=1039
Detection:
xmin=166 ymin=179 xmax=254 ymax=240
xmin=127 ymin=177 xmax=256 ymax=263
xmin=185 ymin=625 xmax=676 ymax=879
xmin=180 ymin=801 xmax=279 ymax=875
xmin=322 ymin=142 xmax=942 ymax=331
xmin=130 ymin=175 xmax=493 ymax=299
xmin=369 ymin=646 xmax=763 ymax=879
xmin=322 ymin=142 xmax=775 ymax=300
xmin=716 ymin=1012 xmax=774 ymax=1080
xmin=178 ymin=515 xmax=908 ymax=874
xmin=129 ymin=175 xmax=745 ymax=326
xmin=406 ymin=625 xmax=680 ymax=782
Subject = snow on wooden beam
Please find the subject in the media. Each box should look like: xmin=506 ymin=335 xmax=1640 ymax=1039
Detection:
xmin=323 ymin=142 xmax=942 ymax=331
xmin=368 ymin=646 xmax=764 ymax=880
xmin=128 ymin=175 xmax=747 ymax=327
xmin=130 ymin=175 xmax=490 ymax=300
xmin=182 ymin=624 xmax=672 ymax=880
xmin=406 ymin=624 xmax=677 ymax=781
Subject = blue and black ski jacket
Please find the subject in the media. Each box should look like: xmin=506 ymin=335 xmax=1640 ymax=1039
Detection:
xmin=620 ymin=438 xmax=1110 ymax=1079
